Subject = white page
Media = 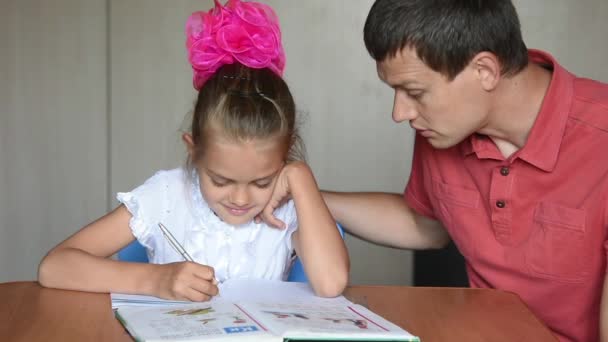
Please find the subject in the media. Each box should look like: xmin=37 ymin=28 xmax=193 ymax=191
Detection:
xmin=112 ymin=279 xmax=351 ymax=308
xmin=217 ymin=280 xmax=419 ymax=341
xmin=115 ymin=298 xmax=279 ymax=342
xmin=237 ymin=301 xmax=419 ymax=341
xmin=216 ymin=279 xmax=351 ymax=305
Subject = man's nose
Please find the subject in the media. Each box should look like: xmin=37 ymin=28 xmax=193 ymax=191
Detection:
xmin=392 ymin=91 xmax=418 ymax=123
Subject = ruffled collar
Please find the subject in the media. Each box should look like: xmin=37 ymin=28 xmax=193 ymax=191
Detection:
xmin=185 ymin=169 xmax=267 ymax=281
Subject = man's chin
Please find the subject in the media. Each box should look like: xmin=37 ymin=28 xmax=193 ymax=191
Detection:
xmin=426 ymin=136 xmax=462 ymax=149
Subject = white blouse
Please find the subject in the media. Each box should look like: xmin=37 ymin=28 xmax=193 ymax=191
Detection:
xmin=117 ymin=168 xmax=298 ymax=282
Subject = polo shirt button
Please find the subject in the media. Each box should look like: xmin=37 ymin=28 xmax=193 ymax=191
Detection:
xmin=500 ymin=167 xmax=510 ymax=176
xmin=496 ymin=200 xmax=506 ymax=208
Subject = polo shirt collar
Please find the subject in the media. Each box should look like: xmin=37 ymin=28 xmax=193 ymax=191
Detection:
xmin=461 ymin=50 xmax=574 ymax=172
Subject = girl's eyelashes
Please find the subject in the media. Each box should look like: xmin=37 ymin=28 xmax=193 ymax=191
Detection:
xmin=209 ymin=177 xmax=272 ymax=189
xmin=211 ymin=178 xmax=230 ymax=187
xmin=254 ymin=181 xmax=272 ymax=189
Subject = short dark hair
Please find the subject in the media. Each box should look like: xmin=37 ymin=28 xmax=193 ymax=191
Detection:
xmin=363 ymin=0 xmax=528 ymax=79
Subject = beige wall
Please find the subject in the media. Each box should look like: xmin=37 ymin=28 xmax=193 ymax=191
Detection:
xmin=0 ymin=0 xmax=108 ymax=282
xmin=1 ymin=0 xmax=607 ymax=284
xmin=515 ymin=0 xmax=608 ymax=81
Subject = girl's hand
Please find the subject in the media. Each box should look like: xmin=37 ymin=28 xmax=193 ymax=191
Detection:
xmin=257 ymin=161 xmax=311 ymax=229
xmin=153 ymin=262 xmax=219 ymax=301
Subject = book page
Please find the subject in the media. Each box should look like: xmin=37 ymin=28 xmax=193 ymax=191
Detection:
xmin=238 ymin=302 xmax=419 ymax=341
xmin=111 ymin=278 xmax=349 ymax=308
xmin=216 ymin=278 xmax=351 ymax=305
xmin=115 ymin=298 xmax=276 ymax=341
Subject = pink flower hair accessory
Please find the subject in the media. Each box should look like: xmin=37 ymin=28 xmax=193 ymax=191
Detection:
xmin=186 ymin=0 xmax=286 ymax=90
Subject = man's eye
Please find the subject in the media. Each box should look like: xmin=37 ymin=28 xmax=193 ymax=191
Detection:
xmin=407 ymin=91 xmax=424 ymax=100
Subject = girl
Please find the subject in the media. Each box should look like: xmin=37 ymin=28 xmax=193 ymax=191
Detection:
xmin=38 ymin=0 xmax=349 ymax=302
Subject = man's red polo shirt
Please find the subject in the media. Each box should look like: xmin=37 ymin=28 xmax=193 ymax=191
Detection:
xmin=404 ymin=50 xmax=608 ymax=342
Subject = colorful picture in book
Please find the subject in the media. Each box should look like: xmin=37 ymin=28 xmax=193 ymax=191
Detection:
xmin=165 ymin=307 xmax=214 ymax=316
xmin=322 ymin=318 xmax=369 ymax=329
xmin=233 ymin=315 xmax=247 ymax=324
xmin=199 ymin=318 xmax=217 ymax=325
xmin=263 ymin=311 xmax=309 ymax=320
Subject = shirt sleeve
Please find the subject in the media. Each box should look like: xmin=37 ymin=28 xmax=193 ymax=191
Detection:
xmin=116 ymin=170 xmax=173 ymax=245
xmin=404 ymin=134 xmax=436 ymax=219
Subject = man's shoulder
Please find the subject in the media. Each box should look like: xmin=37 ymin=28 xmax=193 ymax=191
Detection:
xmin=573 ymin=77 xmax=608 ymax=104
xmin=570 ymin=77 xmax=608 ymax=131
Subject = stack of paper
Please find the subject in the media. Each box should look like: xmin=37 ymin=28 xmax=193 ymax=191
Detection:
xmin=111 ymin=293 xmax=191 ymax=308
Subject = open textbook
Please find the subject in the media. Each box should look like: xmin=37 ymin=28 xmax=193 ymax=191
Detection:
xmin=113 ymin=279 xmax=420 ymax=342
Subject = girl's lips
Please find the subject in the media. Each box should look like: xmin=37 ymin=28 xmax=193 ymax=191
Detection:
xmin=225 ymin=205 xmax=252 ymax=216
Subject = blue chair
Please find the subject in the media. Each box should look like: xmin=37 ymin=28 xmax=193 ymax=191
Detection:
xmin=118 ymin=239 xmax=149 ymax=263
xmin=118 ymin=223 xmax=345 ymax=283
xmin=286 ymin=223 xmax=345 ymax=282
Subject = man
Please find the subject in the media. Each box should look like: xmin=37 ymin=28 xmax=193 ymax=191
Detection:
xmin=323 ymin=1 xmax=608 ymax=341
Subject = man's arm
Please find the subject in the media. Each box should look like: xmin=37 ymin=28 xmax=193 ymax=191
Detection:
xmin=601 ymin=272 xmax=608 ymax=341
xmin=322 ymin=191 xmax=450 ymax=250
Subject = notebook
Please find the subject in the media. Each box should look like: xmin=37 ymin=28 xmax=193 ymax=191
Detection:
xmin=112 ymin=279 xmax=420 ymax=341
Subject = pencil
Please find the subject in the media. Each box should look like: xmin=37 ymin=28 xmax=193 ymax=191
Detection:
xmin=158 ymin=222 xmax=194 ymax=262
xmin=157 ymin=222 xmax=220 ymax=285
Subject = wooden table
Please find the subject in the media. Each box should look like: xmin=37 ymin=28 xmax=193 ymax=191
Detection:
xmin=0 ymin=282 xmax=556 ymax=341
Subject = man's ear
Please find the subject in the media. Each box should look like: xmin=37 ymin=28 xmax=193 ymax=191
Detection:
xmin=470 ymin=52 xmax=501 ymax=91
xmin=182 ymin=133 xmax=195 ymax=157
